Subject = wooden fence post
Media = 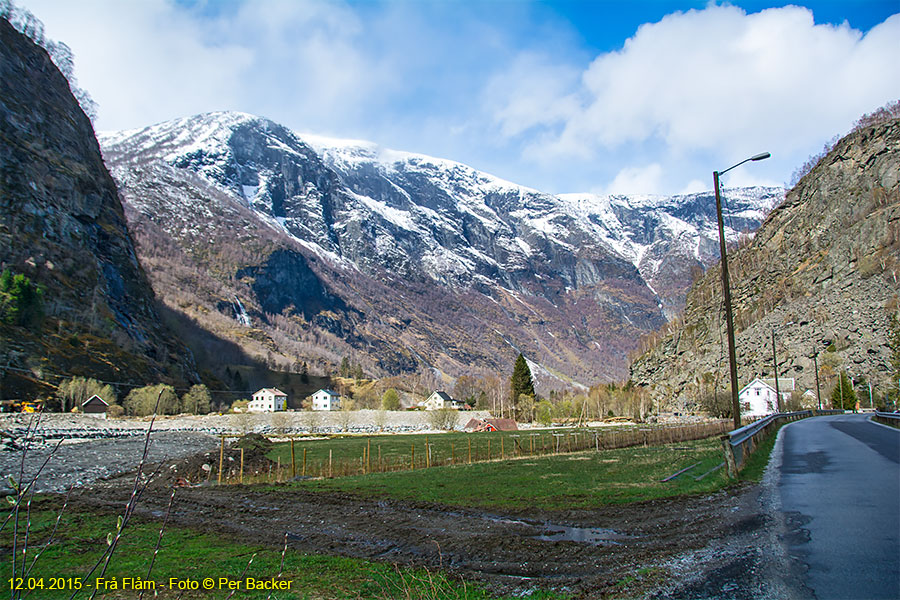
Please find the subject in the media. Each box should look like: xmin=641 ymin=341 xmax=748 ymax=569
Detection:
xmin=218 ymin=436 xmax=225 ymax=485
xmin=722 ymin=436 xmax=738 ymax=478
xmin=291 ymin=439 xmax=296 ymax=478
xmin=303 ymin=448 xmax=307 ymax=477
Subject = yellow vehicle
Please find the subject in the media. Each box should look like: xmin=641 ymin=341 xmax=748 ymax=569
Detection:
xmin=19 ymin=401 xmax=42 ymax=413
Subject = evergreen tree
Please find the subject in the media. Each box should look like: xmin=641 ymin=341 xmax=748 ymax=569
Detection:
xmin=510 ymin=354 xmax=535 ymax=415
xmin=0 ymin=270 xmax=43 ymax=328
xmin=830 ymin=371 xmax=857 ymax=410
xmin=300 ymin=362 xmax=309 ymax=384
xmin=339 ymin=356 xmax=351 ymax=378
xmin=888 ymin=314 xmax=900 ymax=405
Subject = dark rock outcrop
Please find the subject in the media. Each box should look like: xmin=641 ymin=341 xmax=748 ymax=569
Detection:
xmin=0 ymin=19 xmax=196 ymax=396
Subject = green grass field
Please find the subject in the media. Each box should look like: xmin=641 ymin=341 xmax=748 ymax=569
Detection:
xmin=263 ymin=422 xmax=728 ymax=481
xmin=0 ymin=503 xmax=565 ymax=599
xmin=3 ymin=424 xmax=779 ymax=600
xmin=280 ymin=436 xmax=731 ymax=510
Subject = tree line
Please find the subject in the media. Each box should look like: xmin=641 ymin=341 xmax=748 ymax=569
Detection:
xmin=51 ymin=377 xmax=212 ymax=417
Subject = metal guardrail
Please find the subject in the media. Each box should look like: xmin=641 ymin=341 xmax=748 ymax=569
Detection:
xmin=873 ymin=411 xmax=900 ymax=428
xmin=721 ymin=410 xmax=816 ymax=477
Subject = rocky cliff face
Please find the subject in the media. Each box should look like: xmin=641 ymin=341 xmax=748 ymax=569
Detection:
xmin=0 ymin=19 xmax=196 ymax=397
xmin=99 ymin=112 xmax=782 ymax=386
xmin=631 ymin=119 xmax=900 ymax=410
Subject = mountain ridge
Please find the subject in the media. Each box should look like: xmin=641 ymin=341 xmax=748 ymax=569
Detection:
xmin=99 ymin=111 xmax=783 ymax=388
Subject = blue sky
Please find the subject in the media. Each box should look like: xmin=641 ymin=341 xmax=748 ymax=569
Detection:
xmin=18 ymin=0 xmax=900 ymax=195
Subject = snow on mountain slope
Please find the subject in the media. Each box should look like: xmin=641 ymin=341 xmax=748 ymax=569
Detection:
xmin=99 ymin=111 xmax=783 ymax=384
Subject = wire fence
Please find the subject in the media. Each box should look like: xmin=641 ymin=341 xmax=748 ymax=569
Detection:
xmin=213 ymin=420 xmax=733 ymax=485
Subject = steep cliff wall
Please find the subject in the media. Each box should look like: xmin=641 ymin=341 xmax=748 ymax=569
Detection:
xmin=0 ymin=19 xmax=196 ymax=398
xmin=631 ymin=119 xmax=900 ymax=410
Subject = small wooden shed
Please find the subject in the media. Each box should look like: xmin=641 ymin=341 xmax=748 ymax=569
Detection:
xmin=82 ymin=394 xmax=108 ymax=418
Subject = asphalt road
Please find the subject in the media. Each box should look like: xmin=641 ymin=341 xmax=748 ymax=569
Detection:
xmin=776 ymin=414 xmax=899 ymax=600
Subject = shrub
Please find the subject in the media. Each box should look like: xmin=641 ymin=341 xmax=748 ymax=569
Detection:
xmin=427 ymin=408 xmax=458 ymax=431
xmin=381 ymin=388 xmax=401 ymax=411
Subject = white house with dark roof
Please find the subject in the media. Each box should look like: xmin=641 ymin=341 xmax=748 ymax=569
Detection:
xmin=423 ymin=391 xmax=466 ymax=410
xmin=738 ymin=378 xmax=795 ymax=417
xmin=248 ymin=388 xmax=287 ymax=413
xmin=311 ymin=389 xmax=341 ymax=411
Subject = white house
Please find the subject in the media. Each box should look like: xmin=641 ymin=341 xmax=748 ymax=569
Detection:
xmin=423 ymin=391 xmax=465 ymax=410
xmin=311 ymin=389 xmax=341 ymax=411
xmin=248 ymin=388 xmax=287 ymax=413
xmin=738 ymin=378 xmax=795 ymax=417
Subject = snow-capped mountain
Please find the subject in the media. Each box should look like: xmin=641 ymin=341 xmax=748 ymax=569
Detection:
xmin=100 ymin=111 xmax=782 ymax=385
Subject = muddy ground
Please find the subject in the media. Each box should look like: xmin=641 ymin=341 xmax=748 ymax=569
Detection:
xmin=1 ymin=417 xmax=790 ymax=598
xmin=77 ymin=459 xmax=789 ymax=599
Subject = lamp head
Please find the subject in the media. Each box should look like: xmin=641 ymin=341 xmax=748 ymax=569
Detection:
xmin=750 ymin=152 xmax=771 ymax=161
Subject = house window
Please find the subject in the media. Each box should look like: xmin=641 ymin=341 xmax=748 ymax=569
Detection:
xmin=756 ymin=390 xmax=760 ymax=395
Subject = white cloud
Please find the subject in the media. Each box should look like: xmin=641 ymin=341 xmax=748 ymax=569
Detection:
xmin=482 ymin=52 xmax=581 ymax=139
xmin=488 ymin=5 xmax=900 ymax=191
xmin=679 ymin=179 xmax=708 ymax=195
xmin=508 ymin=6 xmax=899 ymax=160
xmin=603 ymin=164 xmax=665 ymax=195
xmin=15 ymin=1 xmax=900 ymax=196
xmin=20 ymin=0 xmax=384 ymax=132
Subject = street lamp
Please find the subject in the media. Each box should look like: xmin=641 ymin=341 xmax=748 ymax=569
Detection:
xmin=714 ymin=152 xmax=770 ymax=430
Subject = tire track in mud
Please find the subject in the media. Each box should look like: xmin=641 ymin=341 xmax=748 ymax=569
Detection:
xmin=75 ymin=482 xmax=756 ymax=596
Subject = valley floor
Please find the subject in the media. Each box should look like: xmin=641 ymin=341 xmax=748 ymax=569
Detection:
xmin=2 ymin=414 xmax=791 ymax=598
xmin=79 ymin=462 xmax=783 ymax=598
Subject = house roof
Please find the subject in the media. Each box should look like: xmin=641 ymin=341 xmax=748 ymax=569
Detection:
xmin=485 ymin=418 xmax=518 ymax=431
xmin=739 ymin=377 xmax=795 ymax=397
xmin=255 ymin=388 xmax=287 ymax=396
xmin=763 ymin=378 xmax=795 ymax=391
xmin=82 ymin=394 xmax=108 ymax=407
xmin=429 ymin=391 xmax=454 ymax=402
xmin=315 ymin=389 xmax=340 ymax=397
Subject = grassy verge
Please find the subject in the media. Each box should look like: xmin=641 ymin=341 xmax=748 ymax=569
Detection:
xmin=280 ymin=436 xmax=731 ymax=510
xmin=1 ymin=501 xmax=565 ymax=599
xmin=738 ymin=424 xmax=783 ymax=482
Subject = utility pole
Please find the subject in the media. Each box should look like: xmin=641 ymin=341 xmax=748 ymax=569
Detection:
xmin=772 ymin=330 xmax=782 ymax=412
xmin=714 ymin=170 xmax=742 ymax=430
xmin=839 ymin=372 xmax=845 ymax=410
xmin=813 ymin=353 xmax=822 ymax=410
xmin=713 ymin=152 xmax=770 ymax=431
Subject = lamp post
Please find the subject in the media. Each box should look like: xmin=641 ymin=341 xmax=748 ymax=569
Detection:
xmin=714 ymin=152 xmax=770 ymax=430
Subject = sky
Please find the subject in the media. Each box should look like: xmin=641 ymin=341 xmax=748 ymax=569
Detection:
xmin=16 ymin=0 xmax=900 ymax=196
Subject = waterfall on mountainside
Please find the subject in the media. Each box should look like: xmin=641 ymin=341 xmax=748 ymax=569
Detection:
xmin=233 ymin=296 xmax=251 ymax=326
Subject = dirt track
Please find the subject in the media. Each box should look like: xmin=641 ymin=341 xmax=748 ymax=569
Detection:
xmin=79 ymin=472 xmax=774 ymax=598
